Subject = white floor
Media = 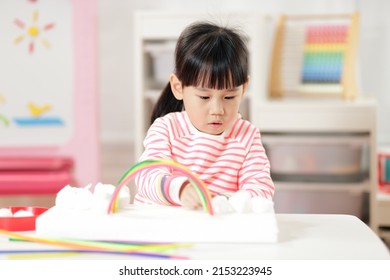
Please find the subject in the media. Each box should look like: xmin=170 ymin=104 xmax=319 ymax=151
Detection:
xmin=100 ymin=141 xmax=137 ymax=202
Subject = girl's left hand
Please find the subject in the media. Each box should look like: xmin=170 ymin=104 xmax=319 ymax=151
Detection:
xmin=179 ymin=182 xmax=202 ymax=210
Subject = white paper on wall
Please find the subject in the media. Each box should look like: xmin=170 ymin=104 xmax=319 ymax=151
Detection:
xmin=0 ymin=0 xmax=73 ymax=146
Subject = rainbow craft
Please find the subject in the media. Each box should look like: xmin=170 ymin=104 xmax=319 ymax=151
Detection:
xmin=301 ymin=24 xmax=348 ymax=84
xmin=36 ymin=159 xmax=278 ymax=243
xmin=107 ymin=159 xmax=214 ymax=215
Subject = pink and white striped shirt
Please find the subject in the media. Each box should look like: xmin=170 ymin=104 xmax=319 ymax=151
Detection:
xmin=134 ymin=111 xmax=274 ymax=206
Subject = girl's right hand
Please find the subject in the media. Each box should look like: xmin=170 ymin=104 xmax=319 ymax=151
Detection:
xmin=179 ymin=182 xmax=202 ymax=210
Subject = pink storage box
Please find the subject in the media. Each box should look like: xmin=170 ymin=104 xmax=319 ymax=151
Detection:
xmin=0 ymin=157 xmax=74 ymax=195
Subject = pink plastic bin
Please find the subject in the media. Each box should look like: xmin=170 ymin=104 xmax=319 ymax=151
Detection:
xmin=0 ymin=157 xmax=74 ymax=195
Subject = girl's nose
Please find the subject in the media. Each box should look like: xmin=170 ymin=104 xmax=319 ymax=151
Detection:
xmin=210 ymin=100 xmax=224 ymax=115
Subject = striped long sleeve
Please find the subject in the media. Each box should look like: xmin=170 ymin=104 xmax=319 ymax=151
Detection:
xmin=134 ymin=111 xmax=275 ymax=206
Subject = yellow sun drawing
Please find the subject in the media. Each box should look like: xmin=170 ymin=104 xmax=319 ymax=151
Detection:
xmin=13 ymin=10 xmax=55 ymax=54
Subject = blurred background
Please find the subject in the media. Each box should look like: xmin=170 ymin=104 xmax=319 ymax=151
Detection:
xmin=99 ymin=0 xmax=389 ymax=147
xmin=0 ymin=0 xmax=390 ymax=243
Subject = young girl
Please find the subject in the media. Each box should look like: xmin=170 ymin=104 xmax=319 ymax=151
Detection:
xmin=135 ymin=21 xmax=274 ymax=210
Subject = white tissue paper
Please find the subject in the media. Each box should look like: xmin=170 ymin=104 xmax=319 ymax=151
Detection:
xmin=211 ymin=195 xmax=234 ymax=214
xmin=0 ymin=208 xmax=13 ymax=217
xmin=13 ymin=210 xmax=34 ymax=217
xmin=55 ymin=183 xmax=130 ymax=214
xmin=250 ymin=196 xmax=275 ymax=214
xmin=55 ymin=185 xmax=93 ymax=210
xmin=228 ymin=190 xmax=252 ymax=213
xmin=212 ymin=191 xmax=275 ymax=214
xmin=92 ymin=183 xmax=130 ymax=214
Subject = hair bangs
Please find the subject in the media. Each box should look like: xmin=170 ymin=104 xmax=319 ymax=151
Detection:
xmin=177 ymin=26 xmax=248 ymax=90
xmin=179 ymin=51 xmax=247 ymax=90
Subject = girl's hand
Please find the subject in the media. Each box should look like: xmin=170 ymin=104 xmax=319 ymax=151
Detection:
xmin=179 ymin=182 xmax=202 ymax=210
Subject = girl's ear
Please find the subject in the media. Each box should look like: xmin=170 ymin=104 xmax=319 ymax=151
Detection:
xmin=170 ymin=73 xmax=184 ymax=100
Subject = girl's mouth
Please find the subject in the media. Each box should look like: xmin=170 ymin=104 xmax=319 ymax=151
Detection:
xmin=208 ymin=121 xmax=223 ymax=128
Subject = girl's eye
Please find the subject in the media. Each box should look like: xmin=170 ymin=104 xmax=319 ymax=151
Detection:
xmin=225 ymin=96 xmax=235 ymax=100
xmin=199 ymin=96 xmax=209 ymax=100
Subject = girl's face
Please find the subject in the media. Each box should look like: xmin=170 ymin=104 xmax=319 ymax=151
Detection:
xmin=170 ymin=74 xmax=248 ymax=135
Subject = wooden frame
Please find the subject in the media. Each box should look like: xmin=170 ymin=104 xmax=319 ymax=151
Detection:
xmin=268 ymin=13 xmax=359 ymax=99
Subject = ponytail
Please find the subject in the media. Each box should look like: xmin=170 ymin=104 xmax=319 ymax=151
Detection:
xmin=150 ymin=82 xmax=183 ymax=125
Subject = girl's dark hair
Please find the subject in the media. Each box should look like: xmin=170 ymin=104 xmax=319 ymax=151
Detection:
xmin=150 ymin=21 xmax=249 ymax=124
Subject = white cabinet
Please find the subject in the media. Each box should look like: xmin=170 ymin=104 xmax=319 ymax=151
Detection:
xmin=253 ymin=99 xmax=377 ymax=221
xmin=252 ymin=99 xmax=390 ymax=240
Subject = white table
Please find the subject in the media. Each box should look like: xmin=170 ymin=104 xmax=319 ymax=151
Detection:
xmin=0 ymin=214 xmax=389 ymax=260
xmin=181 ymin=214 xmax=390 ymax=260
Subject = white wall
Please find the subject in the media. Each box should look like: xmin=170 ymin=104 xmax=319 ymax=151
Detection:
xmin=358 ymin=0 xmax=390 ymax=146
xmin=98 ymin=0 xmax=390 ymax=145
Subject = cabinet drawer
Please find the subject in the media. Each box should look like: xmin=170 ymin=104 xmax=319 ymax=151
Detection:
xmin=274 ymin=186 xmax=365 ymax=218
xmin=262 ymin=133 xmax=369 ymax=183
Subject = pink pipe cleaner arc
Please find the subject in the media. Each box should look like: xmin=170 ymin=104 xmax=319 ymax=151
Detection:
xmin=107 ymin=159 xmax=214 ymax=215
